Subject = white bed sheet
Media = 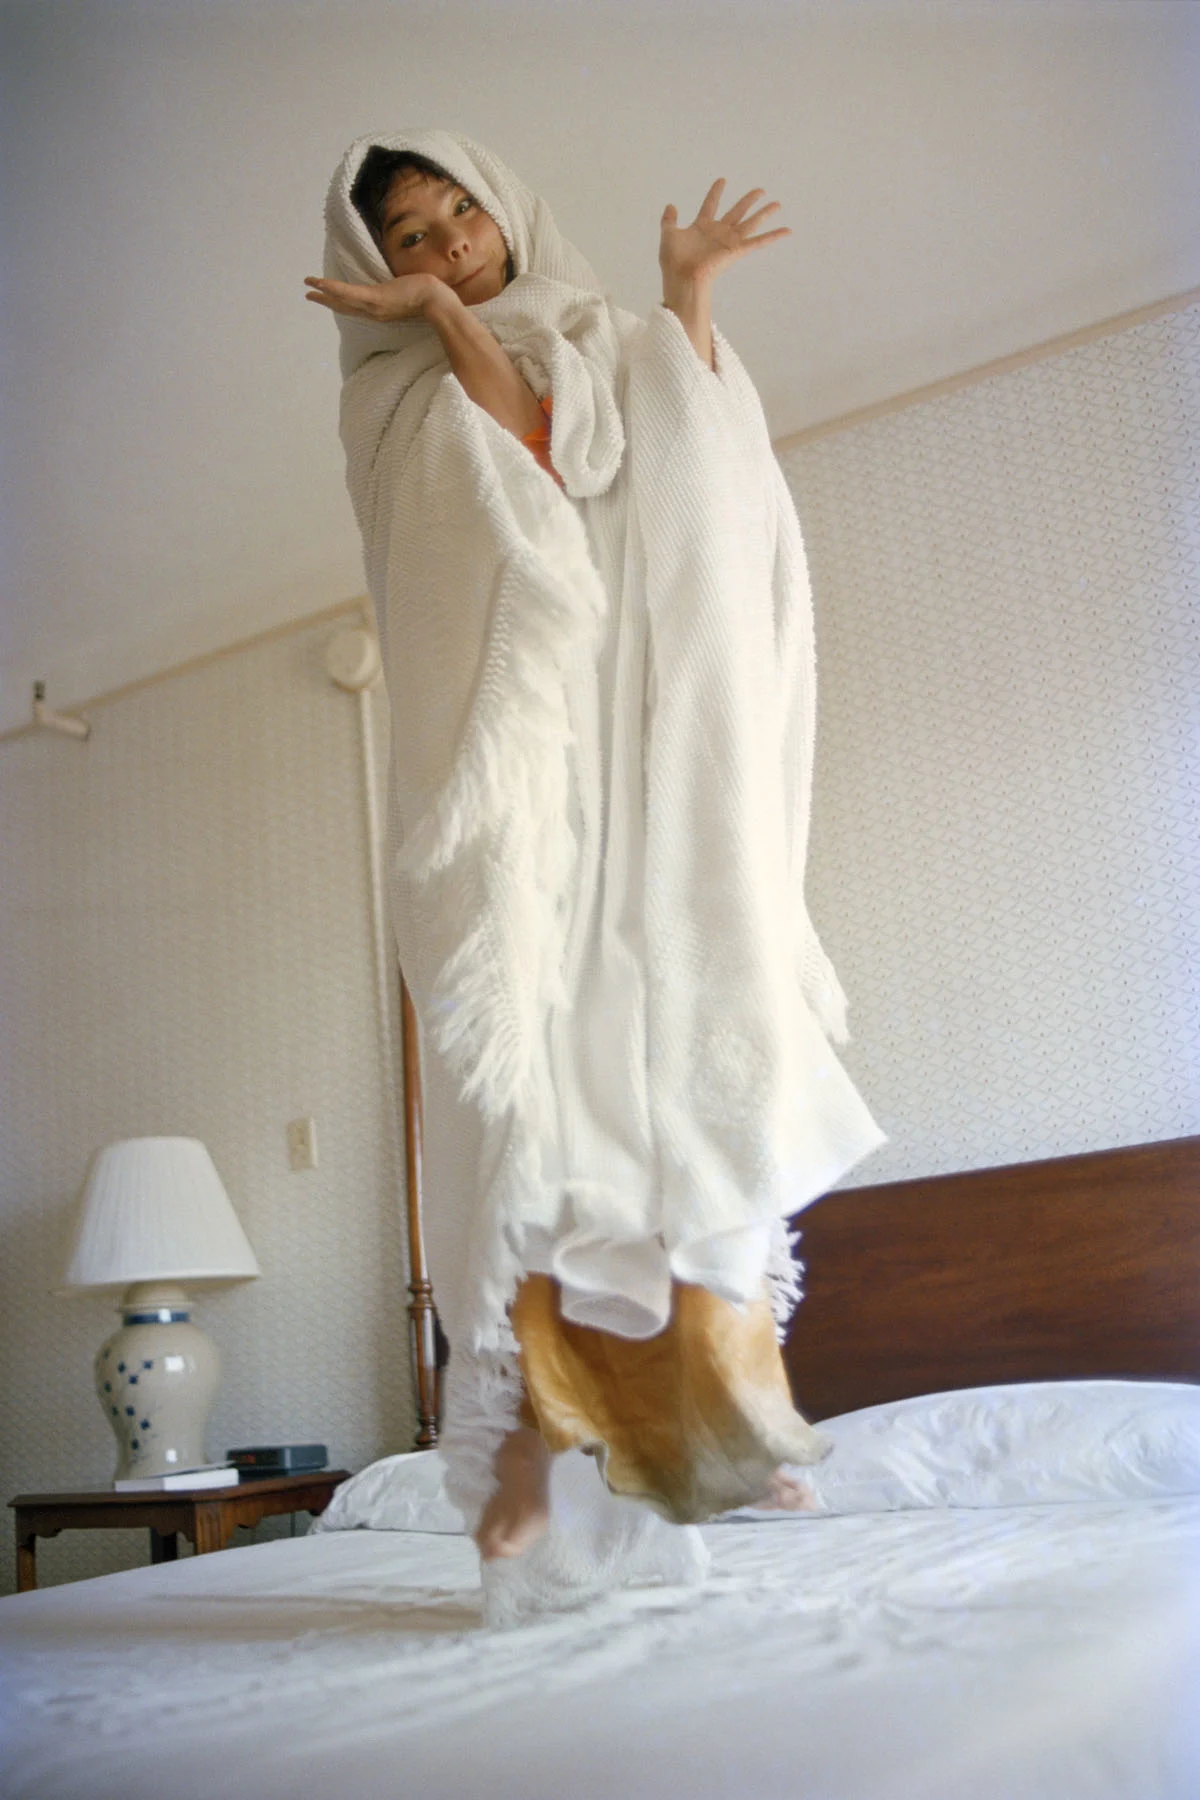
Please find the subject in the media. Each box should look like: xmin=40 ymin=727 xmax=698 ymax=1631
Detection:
xmin=1 ymin=1499 xmax=1197 ymax=1800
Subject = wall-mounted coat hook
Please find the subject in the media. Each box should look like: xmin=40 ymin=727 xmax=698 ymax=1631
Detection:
xmin=32 ymin=681 xmax=91 ymax=740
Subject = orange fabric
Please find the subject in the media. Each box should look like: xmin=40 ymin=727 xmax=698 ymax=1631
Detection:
xmin=511 ymin=1274 xmax=829 ymax=1523
xmin=521 ymin=394 xmax=561 ymax=487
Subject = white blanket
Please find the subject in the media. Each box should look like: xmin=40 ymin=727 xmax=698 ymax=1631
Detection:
xmin=3 ymin=1501 xmax=1198 ymax=1800
xmin=323 ymin=132 xmax=884 ymax=1514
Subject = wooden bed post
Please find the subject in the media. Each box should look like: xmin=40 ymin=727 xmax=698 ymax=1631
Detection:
xmin=400 ymin=967 xmax=442 ymax=1448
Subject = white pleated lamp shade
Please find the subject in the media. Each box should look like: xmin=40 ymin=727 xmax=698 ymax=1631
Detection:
xmin=61 ymin=1137 xmax=260 ymax=1294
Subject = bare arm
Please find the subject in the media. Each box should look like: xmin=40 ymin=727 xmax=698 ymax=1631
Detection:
xmin=305 ymin=272 xmax=544 ymax=440
xmin=421 ymin=284 xmax=544 ymax=438
xmin=659 ymin=179 xmax=791 ymax=370
xmin=660 ymin=275 xmax=715 ymax=372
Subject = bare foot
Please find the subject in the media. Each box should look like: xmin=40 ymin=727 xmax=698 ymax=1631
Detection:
xmin=756 ymin=1467 xmax=819 ymax=1512
xmin=475 ymin=1426 xmax=553 ymax=1561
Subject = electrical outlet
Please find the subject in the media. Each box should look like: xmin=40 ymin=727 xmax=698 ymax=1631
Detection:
xmin=286 ymin=1117 xmax=318 ymax=1172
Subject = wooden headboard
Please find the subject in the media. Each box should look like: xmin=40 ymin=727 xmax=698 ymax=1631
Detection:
xmin=399 ymin=967 xmax=1200 ymax=1440
xmin=784 ymin=1136 xmax=1200 ymax=1421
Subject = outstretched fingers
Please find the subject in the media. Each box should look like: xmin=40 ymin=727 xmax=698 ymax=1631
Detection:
xmin=304 ymin=276 xmax=381 ymax=319
xmin=739 ymin=225 xmax=792 ymax=253
xmin=697 ymin=176 xmax=727 ymax=219
xmin=722 ymin=186 xmax=766 ymax=225
xmin=740 ymin=198 xmax=781 ymax=233
xmin=725 ymin=192 xmax=790 ymax=255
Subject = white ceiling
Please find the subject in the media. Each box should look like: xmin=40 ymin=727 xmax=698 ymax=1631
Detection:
xmin=2 ymin=0 xmax=1198 ymax=734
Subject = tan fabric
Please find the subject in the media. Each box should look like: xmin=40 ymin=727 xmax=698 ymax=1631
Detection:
xmin=511 ymin=1274 xmax=829 ymax=1523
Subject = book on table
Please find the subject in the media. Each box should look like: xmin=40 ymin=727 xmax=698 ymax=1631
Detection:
xmin=113 ymin=1465 xmax=239 ymax=1493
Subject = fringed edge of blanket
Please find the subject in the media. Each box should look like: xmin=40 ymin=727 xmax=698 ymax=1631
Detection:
xmin=394 ymin=494 xmax=607 ymax=1123
xmin=394 ymin=512 xmax=605 ymax=884
xmin=765 ymin=1215 xmax=806 ymax=1344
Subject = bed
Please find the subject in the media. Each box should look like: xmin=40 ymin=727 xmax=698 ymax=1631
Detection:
xmin=2 ymin=1124 xmax=1199 ymax=1800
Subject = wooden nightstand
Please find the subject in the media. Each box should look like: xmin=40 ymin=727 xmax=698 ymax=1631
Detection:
xmin=9 ymin=1469 xmax=352 ymax=1592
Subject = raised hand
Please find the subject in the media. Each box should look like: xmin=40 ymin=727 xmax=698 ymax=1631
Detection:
xmin=305 ymin=267 xmax=545 ymax=442
xmin=660 ymin=178 xmax=790 ymax=296
xmin=304 ymin=271 xmax=448 ymax=323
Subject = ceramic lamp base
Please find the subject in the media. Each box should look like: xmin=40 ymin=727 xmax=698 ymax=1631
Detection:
xmin=95 ymin=1282 xmax=221 ymax=1481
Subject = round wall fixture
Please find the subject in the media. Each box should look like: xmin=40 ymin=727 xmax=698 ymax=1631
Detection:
xmin=325 ymin=624 xmax=382 ymax=692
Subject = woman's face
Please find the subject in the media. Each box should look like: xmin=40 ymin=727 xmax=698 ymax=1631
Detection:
xmin=378 ymin=171 xmax=509 ymax=303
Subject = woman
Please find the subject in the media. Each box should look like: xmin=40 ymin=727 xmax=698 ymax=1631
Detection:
xmin=307 ymin=132 xmax=883 ymax=1603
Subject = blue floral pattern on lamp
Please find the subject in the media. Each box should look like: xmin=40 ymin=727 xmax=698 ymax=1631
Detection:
xmin=92 ymin=1287 xmax=221 ymax=1480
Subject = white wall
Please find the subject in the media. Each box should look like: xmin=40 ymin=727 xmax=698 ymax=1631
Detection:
xmin=786 ymin=298 xmax=1200 ymax=1182
xmin=0 ymin=613 xmax=413 ymax=1592
xmin=2 ymin=0 xmax=1198 ymax=732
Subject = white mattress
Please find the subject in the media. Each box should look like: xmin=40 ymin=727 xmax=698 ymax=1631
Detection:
xmin=2 ymin=1498 xmax=1198 ymax=1800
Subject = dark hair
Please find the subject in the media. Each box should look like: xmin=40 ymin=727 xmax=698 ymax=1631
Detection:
xmin=351 ymin=147 xmax=454 ymax=243
xmin=351 ymin=145 xmax=515 ymax=284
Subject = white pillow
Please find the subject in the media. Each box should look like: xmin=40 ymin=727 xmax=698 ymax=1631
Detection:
xmin=312 ymin=1382 xmax=1200 ymax=1532
xmin=309 ymin=1449 xmax=466 ymax=1535
xmin=723 ymin=1379 xmax=1200 ymax=1518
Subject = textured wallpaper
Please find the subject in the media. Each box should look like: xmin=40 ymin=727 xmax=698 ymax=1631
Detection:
xmin=785 ymin=299 xmax=1200 ymax=1186
xmin=0 ymin=616 xmax=414 ymax=1592
xmin=2 ymin=299 xmax=1197 ymax=1594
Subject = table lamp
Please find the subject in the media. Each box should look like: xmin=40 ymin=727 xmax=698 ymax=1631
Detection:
xmin=60 ymin=1138 xmax=261 ymax=1482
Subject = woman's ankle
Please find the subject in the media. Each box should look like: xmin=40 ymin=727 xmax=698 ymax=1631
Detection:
xmin=474 ymin=1426 xmax=553 ymax=1561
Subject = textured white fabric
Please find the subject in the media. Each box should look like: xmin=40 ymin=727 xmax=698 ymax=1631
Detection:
xmin=479 ymin=1448 xmax=710 ymax=1628
xmin=323 ymin=131 xmax=884 ymax=1524
xmin=310 ymin=1381 xmax=1200 ymax=1545
xmin=3 ymin=1501 xmax=1199 ymax=1799
xmin=309 ymin=1449 xmax=466 ymax=1534
xmin=726 ymin=1379 xmax=1200 ymax=1518
xmin=309 ymin=1446 xmax=708 ymax=1627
